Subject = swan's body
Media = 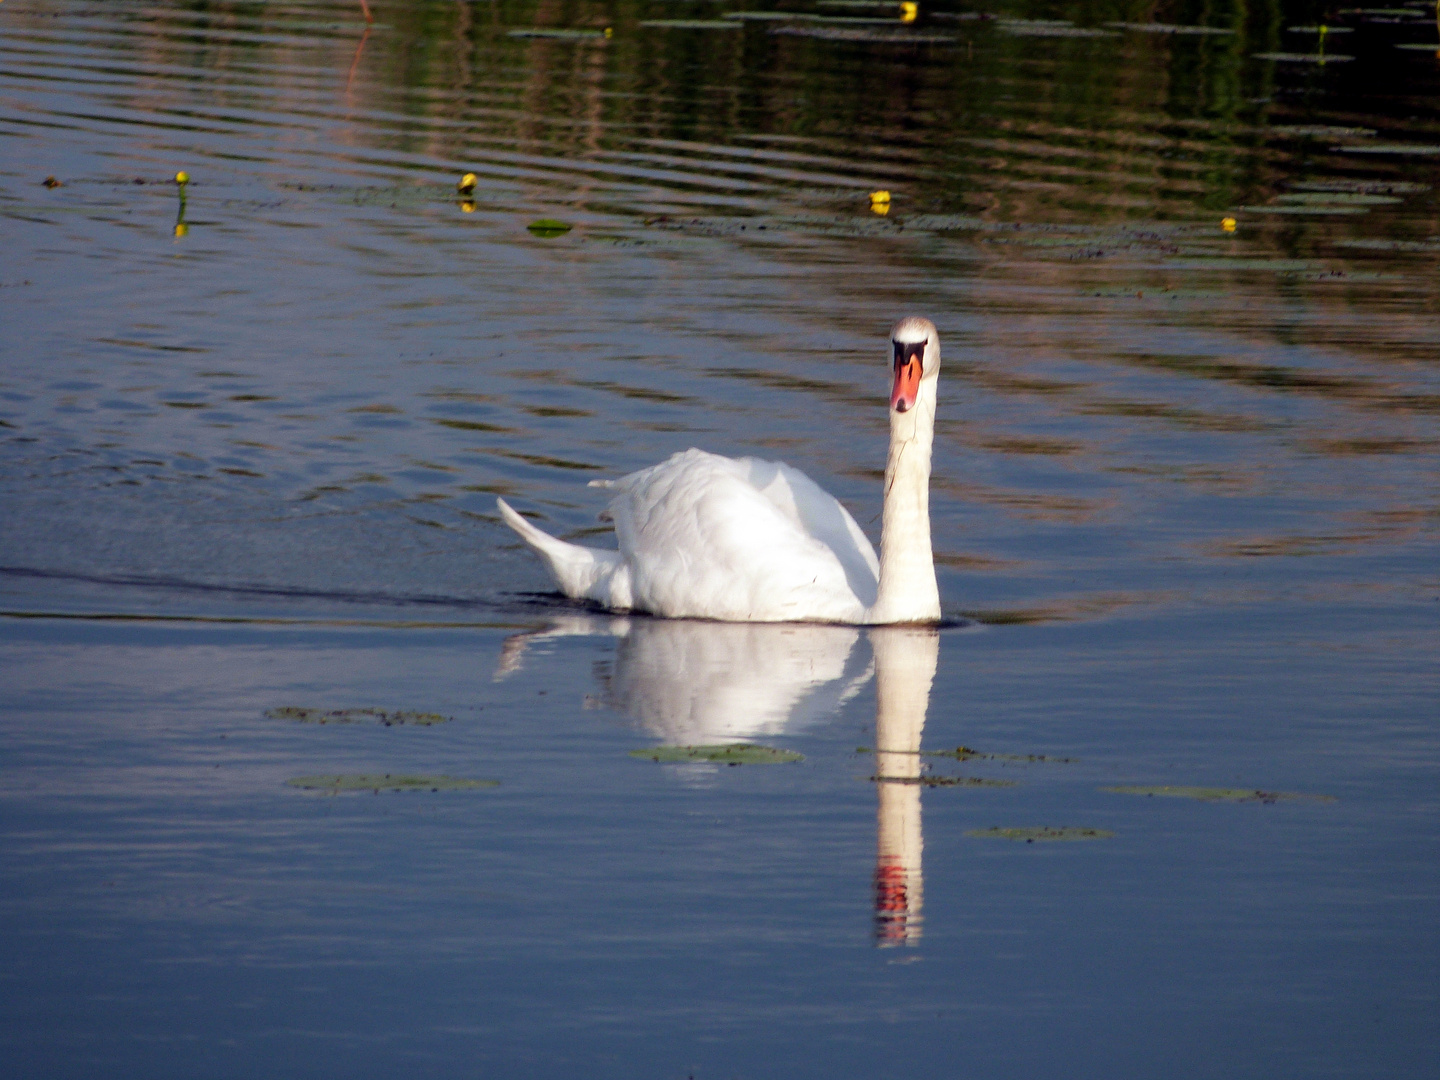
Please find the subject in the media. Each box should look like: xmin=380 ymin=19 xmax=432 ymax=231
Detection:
xmin=498 ymin=317 xmax=942 ymax=625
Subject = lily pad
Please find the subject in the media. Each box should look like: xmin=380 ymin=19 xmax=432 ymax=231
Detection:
xmin=857 ymin=745 xmax=1077 ymax=763
xmin=1105 ymin=22 xmax=1233 ymax=34
xmin=630 ymin=743 xmax=803 ymax=764
xmin=506 ymin=28 xmax=608 ymax=40
xmin=287 ymin=774 xmax=498 ymax=792
xmin=1276 ymin=191 xmax=1401 ymax=205
xmin=1103 ymin=785 xmax=1334 ymax=803
xmin=266 ymin=706 xmax=452 ymax=726
xmin=1287 ymin=24 xmax=1355 ymax=32
xmin=966 ymin=827 xmax=1113 ymax=842
xmin=527 ymin=218 xmax=573 ymax=236
xmin=1293 ymin=180 xmax=1430 ymax=193
xmin=639 ymin=19 xmax=743 ymax=29
xmin=1252 ymin=51 xmax=1354 ymax=62
xmin=872 ymin=775 xmax=1018 ymax=787
xmin=1395 ymin=42 xmax=1440 ymax=50
xmin=998 ymin=21 xmax=1117 ymax=37
xmin=1334 ymin=143 xmax=1440 ymax=155
xmin=770 ymin=25 xmax=955 ymax=42
xmin=1271 ymin=125 xmax=1376 ymax=137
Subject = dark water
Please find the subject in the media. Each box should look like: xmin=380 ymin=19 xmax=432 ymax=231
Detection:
xmin=1 ymin=0 xmax=1437 ymax=1075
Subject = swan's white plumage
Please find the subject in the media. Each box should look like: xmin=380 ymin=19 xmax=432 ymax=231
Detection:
xmin=499 ymin=449 xmax=877 ymax=623
xmin=499 ymin=316 xmax=942 ymax=625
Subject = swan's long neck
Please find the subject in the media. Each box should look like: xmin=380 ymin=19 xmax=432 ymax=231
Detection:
xmin=867 ymin=379 xmax=941 ymax=625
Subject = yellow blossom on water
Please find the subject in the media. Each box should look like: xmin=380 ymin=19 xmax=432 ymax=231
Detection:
xmin=870 ymin=190 xmax=891 ymax=206
xmin=900 ymin=2 xmax=917 ymax=23
xmin=457 ymin=172 xmax=477 ymax=195
xmin=1221 ymin=217 xmax=1237 ymax=232
xmin=461 ymin=200 xmax=476 ymax=213
xmin=174 ymin=222 xmax=188 ymax=238
xmin=604 ymin=27 xmax=613 ymax=38
xmin=175 ymin=171 xmax=188 ymax=184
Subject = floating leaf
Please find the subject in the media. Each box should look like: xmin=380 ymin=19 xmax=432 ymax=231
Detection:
xmin=1334 ymin=143 xmax=1440 ymax=155
xmin=527 ymin=218 xmax=573 ymax=236
xmin=639 ymin=19 xmax=743 ymax=29
xmin=287 ymin=774 xmax=498 ymax=792
xmin=1103 ymin=785 xmax=1335 ymax=803
xmin=1271 ymin=125 xmax=1376 ymax=137
xmin=1105 ymin=22 xmax=1234 ymax=34
xmin=1276 ymin=191 xmax=1401 ymax=205
xmin=630 ymin=743 xmax=803 ymax=764
xmin=266 ymin=707 xmax=452 ymax=726
xmin=506 ymin=28 xmax=608 ymax=40
xmin=998 ymin=22 xmax=1118 ymax=37
xmin=1252 ymin=51 xmax=1354 ymax=62
xmin=967 ymin=827 xmax=1113 ymax=842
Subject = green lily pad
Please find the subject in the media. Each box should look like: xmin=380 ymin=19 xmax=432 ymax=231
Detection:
xmin=266 ymin=706 xmax=452 ymax=726
xmin=1105 ymin=22 xmax=1233 ymax=34
xmin=639 ymin=19 xmax=743 ymax=29
xmin=527 ymin=218 xmax=573 ymax=237
xmin=871 ymin=775 xmax=1018 ymax=787
xmin=1276 ymin=192 xmax=1401 ymax=205
xmin=1252 ymin=51 xmax=1355 ymax=62
xmin=629 ymin=743 xmax=803 ymax=764
xmin=967 ymin=827 xmax=1114 ymax=842
xmin=857 ymin=746 xmax=1077 ymax=763
xmin=506 ymin=28 xmax=607 ymax=40
xmin=1103 ymin=785 xmax=1335 ymax=803
xmin=1293 ymin=180 xmax=1429 ymax=193
xmin=1395 ymin=42 xmax=1440 ymax=50
xmin=287 ymin=774 xmax=498 ymax=792
xmin=1334 ymin=143 xmax=1440 ymax=155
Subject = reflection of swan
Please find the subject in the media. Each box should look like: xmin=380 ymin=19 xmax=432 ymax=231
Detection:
xmin=870 ymin=626 xmax=938 ymax=946
xmin=496 ymin=615 xmax=871 ymax=744
xmin=497 ymin=317 xmax=941 ymax=624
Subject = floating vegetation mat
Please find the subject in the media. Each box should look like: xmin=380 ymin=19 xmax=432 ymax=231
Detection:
xmin=1334 ymin=237 xmax=1440 ymax=252
xmin=287 ymin=774 xmax=498 ymax=792
xmin=1277 ymin=192 xmax=1401 ymax=205
xmin=998 ymin=21 xmax=1117 ymax=37
xmin=506 ymin=28 xmax=607 ymax=40
xmin=1271 ymin=125 xmax=1376 ymax=137
xmin=1104 ymin=785 xmax=1335 ymax=803
xmin=265 ymin=707 xmax=452 ymax=726
xmin=1238 ymin=204 xmax=1370 ymax=215
xmin=857 ymin=746 xmax=1077 ymax=763
xmin=1334 ymin=143 xmax=1440 ymax=155
xmin=770 ymin=25 xmax=955 ymax=42
xmin=629 ymin=743 xmax=804 ymax=764
xmin=967 ymin=827 xmax=1114 ymax=842
xmin=871 ymin=775 xmax=1018 ymax=787
xmin=1106 ymin=22 xmax=1233 ymax=34
xmin=527 ymin=218 xmax=572 ymax=236
xmin=724 ymin=11 xmax=819 ymax=20
xmin=639 ymin=19 xmax=743 ymax=29
xmin=1252 ymin=51 xmax=1355 ymax=62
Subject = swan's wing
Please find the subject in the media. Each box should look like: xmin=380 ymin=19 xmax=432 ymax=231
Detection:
xmin=738 ymin=457 xmax=879 ymax=606
xmin=605 ymin=449 xmax=868 ymax=622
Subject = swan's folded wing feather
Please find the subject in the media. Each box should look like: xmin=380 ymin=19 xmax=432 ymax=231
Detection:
xmin=739 ymin=457 xmax=879 ymax=606
xmin=606 ymin=449 xmax=866 ymax=622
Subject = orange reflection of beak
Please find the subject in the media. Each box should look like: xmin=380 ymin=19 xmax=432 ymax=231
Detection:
xmin=891 ymin=359 xmax=922 ymax=412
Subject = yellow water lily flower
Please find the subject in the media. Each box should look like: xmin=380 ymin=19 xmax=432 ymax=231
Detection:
xmin=1221 ymin=217 xmax=1237 ymax=232
xmin=900 ymin=2 xmax=917 ymax=23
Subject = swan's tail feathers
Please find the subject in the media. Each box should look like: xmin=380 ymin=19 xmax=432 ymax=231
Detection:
xmin=496 ymin=498 xmax=627 ymax=606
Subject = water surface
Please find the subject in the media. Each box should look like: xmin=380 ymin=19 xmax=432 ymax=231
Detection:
xmin=1 ymin=0 xmax=1436 ymax=1076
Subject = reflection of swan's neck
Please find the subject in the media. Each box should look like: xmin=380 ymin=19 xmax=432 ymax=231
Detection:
xmin=868 ymin=378 xmax=940 ymax=625
xmin=871 ymin=628 xmax=939 ymax=945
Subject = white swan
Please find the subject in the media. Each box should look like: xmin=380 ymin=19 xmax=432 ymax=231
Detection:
xmin=497 ymin=316 xmax=942 ymax=624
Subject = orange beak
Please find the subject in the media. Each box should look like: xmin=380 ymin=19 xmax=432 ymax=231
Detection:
xmin=891 ymin=341 xmax=925 ymax=412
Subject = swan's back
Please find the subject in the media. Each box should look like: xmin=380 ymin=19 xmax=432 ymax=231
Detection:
xmin=605 ymin=449 xmax=878 ymax=622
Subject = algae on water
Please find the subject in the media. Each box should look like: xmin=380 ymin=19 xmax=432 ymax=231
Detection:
xmin=287 ymin=774 xmax=499 ymax=792
xmin=266 ymin=706 xmax=452 ymax=726
xmin=630 ymin=743 xmax=803 ymax=764
xmin=871 ymin=775 xmax=1017 ymax=787
xmin=1103 ymin=785 xmax=1335 ymax=803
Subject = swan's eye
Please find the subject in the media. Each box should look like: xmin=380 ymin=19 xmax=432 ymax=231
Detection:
xmin=893 ymin=340 xmax=926 ymax=371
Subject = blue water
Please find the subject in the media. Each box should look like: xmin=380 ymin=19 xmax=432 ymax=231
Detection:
xmin=1 ymin=0 xmax=1437 ymax=1075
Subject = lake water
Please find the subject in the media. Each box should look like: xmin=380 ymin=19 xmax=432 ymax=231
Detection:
xmin=1 ymin=0 xmax=1437 ymax=1075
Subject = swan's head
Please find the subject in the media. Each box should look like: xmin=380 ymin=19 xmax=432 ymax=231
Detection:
xmin=889 ymin=316 xmax=939 ymax=414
